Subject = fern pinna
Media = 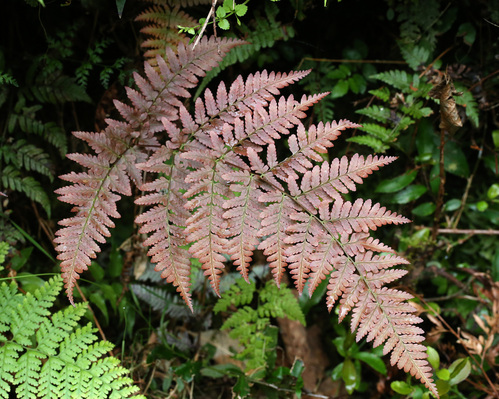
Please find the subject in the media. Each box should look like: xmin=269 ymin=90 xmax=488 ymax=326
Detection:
xmin=54 ymin=37 xmax=438 ymax=396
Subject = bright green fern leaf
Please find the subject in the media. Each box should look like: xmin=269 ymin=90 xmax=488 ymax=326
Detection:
xmin=0 ymin=276 xmax=145 ymax=399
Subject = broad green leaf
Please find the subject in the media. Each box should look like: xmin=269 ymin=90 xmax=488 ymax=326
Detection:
xmin=353 ymin=351 xmax=387 ymax=374
xmin=492 ymin=130 xmax=499 ymax=149
xmin=89 ymin=292 xmax=109 ymax=325
xmin=390 ymin=184 xmax=427 ymax=204
xmin=233 ymin=375 xmax=250 ymax=396
xmin=444 ymin=198 xmax=462 ymax=212
xmin=488 ymin=184 xmax=499 ymax=200
xmin=216 ymin=6 xmax=227 ymax=18
xmin=448 ymin=357 xmax=471 ymax=386
xmin=442 ymin=140 xmax=469 ymax=177
xmin=290 ymin=358 xmax=305 ymax=378
xmin=341 ymin=358 xmax=357 ymax=394
xmin=376 ymin=170 xmax=418 ymax=193
xmin=426 ymin=346 xmax=440 ymax=370
xmin=435 ymin=379 xmax=451 ymax=396
xmin=390 ymin=380 xmax=413 ymax=395
xmin=218 ymin=18 xmax=230 ymax=30
xmin=331 ymin=80 xmax=349 ymax=98
xmin=476 ymin=201 xmax=488 ymax=212
xmin=412 ymin=202 xmax=436 ymax=217
xmin=436 ymin=368 xmax=450 ymax=380
xmin=234 ymin=4 xmax=248 ymax=16
xmin=492 ymin=249 xmax=499 ymax=282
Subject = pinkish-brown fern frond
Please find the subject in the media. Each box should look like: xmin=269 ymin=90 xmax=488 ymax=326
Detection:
xmin=56 ymin=36 xmax=438 ymax=396
xmin=55 ymin=37 xmax=244 ymax=304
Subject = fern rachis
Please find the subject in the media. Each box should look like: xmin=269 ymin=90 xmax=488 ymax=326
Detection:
xmin=55 ymin=36 xmax=438 ymax=396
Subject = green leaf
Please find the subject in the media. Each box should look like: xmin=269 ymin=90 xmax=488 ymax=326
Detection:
xmin=353 ymin=351 xmax=387 ymax=375
xmin=233 ymin=374 xmax=250 ymax=396
xmin=218 ymin=18 xmax=230 ymax=30
xmin=444 ymin=199 xmax=462 ymax=212
xmin=476 ymin=201 xmax=488 ymax=212
xmin=10 ymin=247 xmax=33 ymax=271
xmin=290 ymin=358 xmax=305 ymax=378
xmin=391 ymin=380 xmax=413 ymax=395
xmin=331 ymin=80 xmax=349 ymax=98
xmin=390 ymin=184 xmax=427 ymax=204
xmin=457 ymin=22 xmax=476 ymax=46
xmin=426 ymin=346 xmax=440 ymax=371
xmin=216 ymin=6 xmax=227 ymax=18
xmin=341 ymin=358 xmax=357 ymax=394
xmin=488 ymin=184 xmax=499 ymax=200
xmin=442 ymin=140 xmax=469 ymax=177
xmin=435 ymin=379 xmax=451 ymax=396
xmin=235 ymin=4 xmax=248 ymax=16
xmin=376 ymin=170 xmax=418 ymax=193
xmin=492 ymin=130 xmax=499 ymax=149
xmin=347 ymin=74 xmax=366 ymax=94
xmin=448 ymin=357 xmax=471 ymax=386
xmin=436 ymin=368 xmax=450 ymax=380
xmin=412 ymin=202 xmax=436 ymax=217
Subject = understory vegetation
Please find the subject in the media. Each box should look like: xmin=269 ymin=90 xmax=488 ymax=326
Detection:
xmin=0 ymin=0 xmax=498 ymax=398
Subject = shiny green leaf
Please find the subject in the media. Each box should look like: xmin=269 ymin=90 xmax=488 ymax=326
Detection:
xmin=331 ymin=80 xmax=349 ymax=98
xmin=390 ymin=380 xmax=413 ymax=395
xmin=412 ymin=202 xmax=436 ymax=217
xmin=448 ymin=357 xmax=471 ymax=386
xmin=376 ymin=170 xmax=418 ymax=193
xmin=341 ymin=358 xmax=357 ymax=394
xmin=353 ymin=351 xmax=387 ymax=374
xmin=390 ymin=184 xmax=427 ymax=204
xmin=427 ymin=346 xmax=440 ymax=370
xmin=488 ymin=184 xmax=499 ymax=200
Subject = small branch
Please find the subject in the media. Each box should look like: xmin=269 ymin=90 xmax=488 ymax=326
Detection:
xmin=434 ymin=228 xmax=499 ymax=235
xmin=431 ymin=128 xmax=447 ymax=241
xmin=192 ymin=0 xmax=217 ymax=49
xmin=296 ymin=57 xmax=406 ymax=70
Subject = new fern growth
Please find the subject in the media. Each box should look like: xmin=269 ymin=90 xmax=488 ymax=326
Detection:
xmin=54 ymin=36 xmax=438 ymax=396
xmin=214 ymin=278 xmax=305 ymax=373
xmin=0 ymin=275 xmax=144 ymax=399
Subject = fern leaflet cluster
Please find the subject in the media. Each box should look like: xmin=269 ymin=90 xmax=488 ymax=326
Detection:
xmin=214 ymin=278 xmax=305 ymax=372
xmin=0 ymin=276 xmax=144 ymax=399
xmin=55 ymin=36 xmax=438 ymax=396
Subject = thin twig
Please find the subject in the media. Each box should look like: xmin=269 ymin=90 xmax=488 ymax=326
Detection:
xmin=432 ymin=128 xmax=447 ymax=241
xmin=296 ymin=56 xmax=406 ymax=70
xmin=193 ymin=0 xmax=217 ymax=49
xmin=434 ymin=228 xmax=499 ymax=235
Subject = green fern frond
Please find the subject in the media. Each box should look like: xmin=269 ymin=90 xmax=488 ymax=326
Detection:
xmin=369 ymin=87 xmax=391 ymax=102
xmin=356 ymin=105 xmax=391 ymax=123
xmin=213 ymin=278 xmax=256 ymax=313
xmin=0 ymin=276 xmax=145 ymax=399
xmin=401 ymin=101 xmax=433 ymax=119
xmin=400 ymin=43 xmax=431 ymax=71
xmin=14 ymin=141 xmax=53 ymax=180
xmin=454 ymin=82 xmax=479 ymax=127
xmin=347 ymin=135 xmax=390 ymax=153
xmin=215 ymin=280 xmax=305 ymax=373
xmin=0 ymin=242 xmax=8 ymax=265
xmin=0 ymin=72 xmax=18 ymax=87
xmin=372 ymin=70 xmax=412 ymax=92
xmin=1 ymin=166 xmax=51 ymax=217
xmin=28 ymin=76 xmax=91 ymax=104
xmin=358 ymin=123 xmax=393 ymax=141
xmin=259 ymin=282 xmax=306 ymax=325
